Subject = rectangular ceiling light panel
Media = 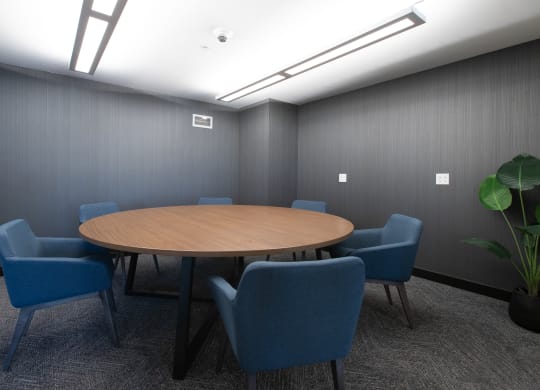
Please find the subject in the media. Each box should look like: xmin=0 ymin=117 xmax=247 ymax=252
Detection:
xmin=217 ymin=6 xmax=425 ymax=103
xmin=92 ymin=0 xmax=118 ymax=16
xmin=284 ymin=18 xmax=415 ymax=76
xmin=70 ymin=0 xmax=127 ymax=75
xmin=74 ymin=17 xmax=109 ymax=73
xmin=218 ymin=74 xmax=286 ymax=102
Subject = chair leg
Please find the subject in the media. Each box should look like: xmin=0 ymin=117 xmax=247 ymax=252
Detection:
xmin=316 ymin=248 xmax=322 ymax=260
xmin=246 ymin=373 xmax=256 ymax=390
xmin=396 ymin=283 xmax=414 ymax=329
xmin=100 ymin=289 xmax=120 ymax=346
xmin=113 ymin=254 xmax=120 ymax=271
xmin=22 ymin=310 xmax=35 ymax=336
xmin=383 ymin=284 xmax=393 ymax=305
xmin=3 ymin=307 xmax=35 ymax=371
xmin=331 ymin=359 xmax=345 ymax=390
xmin=120 ymin=255 xmax=127 ymax=285
xmin=216 ymin=332 xmax=229 ymax=373
xmin=292 ymin=252 xmax=297 ymax=261
xmin=107 ymin=288 xmax=117 ymax=312
xmin=99 ymin=289 xmax=117 ymax=312
xmin=152 ymin=254 xmax=160 ymax=274
xmin=265 ymin=255 xmax=270 ymax=261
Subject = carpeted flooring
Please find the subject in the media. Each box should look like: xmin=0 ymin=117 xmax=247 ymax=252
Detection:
xmin=1 ymin=253 xmax=539 ymax=390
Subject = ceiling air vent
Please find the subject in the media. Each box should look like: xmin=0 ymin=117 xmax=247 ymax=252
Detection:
xmin=192 ymin=114 xmax=213 ymax=129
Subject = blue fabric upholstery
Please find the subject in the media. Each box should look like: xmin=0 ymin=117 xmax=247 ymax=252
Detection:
xmin=0 ymin=219 xmax=118 ymax=370
xmin=291 ymin=199 xmax=327 ymax=213
xmin=79 ymin=201 xmax=120 ymax=223
xmin=198 ymin=197 xmax=233 ymax=205
xmin=208 ymin=257 xmax=365 ymax=374
xmin=79 ymin=201 xmax=161 ymax=278
xmin=329 ymin=214 xmax=423 ymax=282
xmin=0 ymin=219 xmax=113 ymax=308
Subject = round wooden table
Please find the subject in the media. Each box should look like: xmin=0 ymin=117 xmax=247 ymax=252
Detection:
xmin=79 ymin=205 xmax=353 ymax=379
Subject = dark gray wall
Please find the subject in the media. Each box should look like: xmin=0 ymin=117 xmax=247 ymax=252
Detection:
xmin=239 ymin=103 xmax=269 ymax=205
xmin=297 ymin=40 xmax=540 ymax=292
xmin=239 ymin=101 xmax=298 ymax=206
xmin=0 ymin=68 xmax=239 ymax=236
xmin=268 ymin=102 xmax=298 ymax=206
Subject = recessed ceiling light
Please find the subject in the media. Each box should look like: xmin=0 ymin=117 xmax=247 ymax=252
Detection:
xmin=216 ymin=6 xmax=425 ymax=103
xmin=219 ymin=74 xmax=287 ymax=102
xmin=70 ymin=0 xmax=128 ymax=75
xmin=92 ymin=0 xmax=117 ymax=16
xmin=75 ymin=17 xmax=109 ymax=73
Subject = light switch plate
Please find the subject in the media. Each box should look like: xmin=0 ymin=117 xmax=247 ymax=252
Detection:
xmin=338 ymin=173 xmax=347 ymax=183
xmin=436 ymin=173 xmax=450 ymax=185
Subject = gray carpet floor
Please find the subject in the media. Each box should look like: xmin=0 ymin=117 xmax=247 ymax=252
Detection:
xmin=1 ymin=253 xmax=539 ymax=390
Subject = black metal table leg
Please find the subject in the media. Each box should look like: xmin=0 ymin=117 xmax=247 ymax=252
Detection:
xmin=172 ymin=256 xmax=217 ymax=379
xmin=172 ymin=256 xmax=196 ymax=378
xmin=124 ymin=253 xmax=139 ymax=295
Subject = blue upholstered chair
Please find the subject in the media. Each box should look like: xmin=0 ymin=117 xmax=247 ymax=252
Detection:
xmin=291 ymin=199 xmax=327 ymax=213
xmin=208 ymin=256 xmax=365 ymax=390
xmin=197 ymin=197 xmax=233 ymax=205
xmin=0 ymin=219 xmax=119 ymax=370
xmin=275 ymin=199 xmax=327 ymax=261
xmin=329 ymin=214 xmax=423 ymax=328
xmin=79 ymin=201 xmax=160 ymax=280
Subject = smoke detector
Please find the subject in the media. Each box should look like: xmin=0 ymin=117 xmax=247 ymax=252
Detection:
xmin=213 ymin=28 xmax=233 ymax=43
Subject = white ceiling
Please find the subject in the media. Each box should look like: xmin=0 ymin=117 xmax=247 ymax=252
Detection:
xmin=1 ymin=0 xmax=540 ymax=110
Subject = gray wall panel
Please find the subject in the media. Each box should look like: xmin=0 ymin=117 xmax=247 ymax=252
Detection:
xmin=0 ymin=69 xmax=239 ymax=236
xmin=238 ymin=101 xmax=298 ymax=206
xmin=268 ymin=101 xmax=298 ymax=207
xmin=238 ymin=104 xmax=269 ymax=205
xmin=298 ymin=40 xmax=540 ymax=292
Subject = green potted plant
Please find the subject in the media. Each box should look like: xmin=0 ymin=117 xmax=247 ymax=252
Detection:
xmin=464 ymin=153 xmax=540 ymax=332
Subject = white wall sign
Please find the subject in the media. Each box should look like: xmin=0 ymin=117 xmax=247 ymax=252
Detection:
xmin=192 ymin=114 xmax=213 ymax=129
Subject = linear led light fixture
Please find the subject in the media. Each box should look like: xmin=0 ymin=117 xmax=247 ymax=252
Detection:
xmin=217 ymin=6 xmax=425 ymax=103
xmin=70 ymin=0 xmax=128 ymax=74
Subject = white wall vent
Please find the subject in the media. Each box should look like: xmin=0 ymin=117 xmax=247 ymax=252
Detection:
xmin=192 ymin=114 xmax=213 ymax=129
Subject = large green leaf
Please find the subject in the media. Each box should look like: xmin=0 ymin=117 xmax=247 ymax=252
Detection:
xmin=536 ymin=204 xmax=540 ymax=224
xmin=478 ymin=175 xmax=512 ymax=211
xmin=496 ymin=154 xmax=540 ymax=191
xmin=462 ymin=238 xmax=511 ymax=259
xmin=515 ymin=225 xmax=540 ymax=249
xmin=515 ymin=224 xmax=540 ymax=237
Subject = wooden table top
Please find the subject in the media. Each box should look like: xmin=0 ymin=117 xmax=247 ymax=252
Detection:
xmin=79 ymin=205 xmax=353 ymax=257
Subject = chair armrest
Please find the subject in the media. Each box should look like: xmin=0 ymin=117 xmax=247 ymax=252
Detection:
xmin=2 ymin=256 xmax=113 ymax=308
xmin=326 ymin=228 xmax=383 ymax=256
xmin=207 ymin=275 xmax=238 ymax=350
xmin=348 ymin=241 xmax=419 ymax=282
xmin=338 ymin=228 xmax=383 ymax=248
xmin=353 ymin=228 xmax=383 ymax=247
xmin=38 ymin=237 xmax=109 ymax=257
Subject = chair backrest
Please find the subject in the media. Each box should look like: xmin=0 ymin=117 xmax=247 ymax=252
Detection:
xmin=381 ymin=214 xmax=423 ymax=245
xmin=291 ymin=199 xmax=327 ymax=213
xmin=232 ymin=257 xmax=365 ymax=373
xmin=79 ymin=201 xmax=120 ymax=223
xmin=197 ymin=197 xmax=233 ymax=205
xmin=0 ymin=219 xmax=40 ymax=260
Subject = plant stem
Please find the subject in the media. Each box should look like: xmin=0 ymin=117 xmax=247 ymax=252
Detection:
xmin=519 ymin=190 xmax=528 ymax=227
xmin=500 ymin=209 xmax=529 ymax=281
